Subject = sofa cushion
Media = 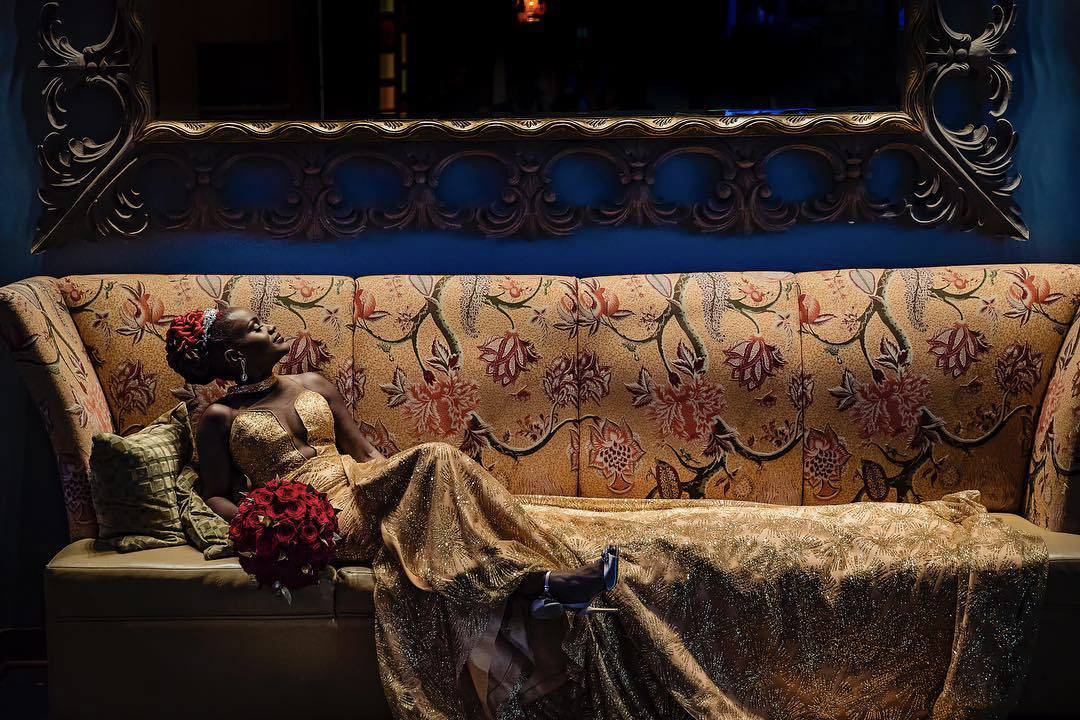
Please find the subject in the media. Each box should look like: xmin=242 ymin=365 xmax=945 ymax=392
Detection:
xmin=993 ymin=513 xmax=1080 ymax=717
xmin=575 ymin=272 xmax=804 ymax=502
xmin=59 ymin=274 xmax=356 ymax=436
xmin=994 ymin=513 xmax=1080 ymax=605
xmin=797 ymin=265 xmax=1080 ymax=511
xmin=89 ymin=403 xmax=192 ymax=552
xmin=46 ymin=538 xmax=334 ymax=618
xmin=352 ymin=275 xmax=580 ymax=496
xmin=176 ymin=464 xmax=233 ymax=559
xmin=334 ymin=565 xmax=375 ymax=616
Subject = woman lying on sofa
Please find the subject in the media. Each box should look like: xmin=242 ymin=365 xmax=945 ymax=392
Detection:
xmin=166 ymin=305 xmax=1045 ymax=720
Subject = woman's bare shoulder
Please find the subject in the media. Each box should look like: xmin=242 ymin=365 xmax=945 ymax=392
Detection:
xmin=199 ymin=402 xmax=235 ymax=438
xmin=291 ymin=372 xmax=335 ymax=393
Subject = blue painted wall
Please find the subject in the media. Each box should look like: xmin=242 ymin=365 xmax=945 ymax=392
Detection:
xmin=2 ymin=0 xmax=1078 ymax=629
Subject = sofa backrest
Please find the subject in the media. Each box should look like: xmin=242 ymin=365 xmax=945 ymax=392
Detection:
xmin=576 ymin=272 xmax=805 ymax=504
xmin=58 ymin=274 xmax=355 ymax=434
xmin=796 ymin=265 xmax=1080 ymax=512
xmin=5 ymin=264 xmax=1079 ymax=540
xmin=351 ymin=275 xmax=579 ymax=496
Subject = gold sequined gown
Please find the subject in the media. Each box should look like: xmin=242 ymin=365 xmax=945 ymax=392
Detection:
xmin=229 ymin=390 xmax=1047 ymax=720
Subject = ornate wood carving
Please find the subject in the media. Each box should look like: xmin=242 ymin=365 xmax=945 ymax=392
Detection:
xmin=33 ymin=0 xmax=1027 ymax=251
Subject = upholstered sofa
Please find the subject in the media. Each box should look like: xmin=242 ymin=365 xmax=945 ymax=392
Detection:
xmin=2 ymin=266 xmax=1079 ymax=719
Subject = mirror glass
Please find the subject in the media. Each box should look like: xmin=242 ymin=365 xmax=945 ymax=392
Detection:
xmin=145 ymin=0 xmax=906 ymax=121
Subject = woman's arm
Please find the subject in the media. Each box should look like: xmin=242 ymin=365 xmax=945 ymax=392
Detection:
xmin=197 ymin=403 xmax=243 ymax=522
xmin=299 ymin=372 xmax=386 ymax=462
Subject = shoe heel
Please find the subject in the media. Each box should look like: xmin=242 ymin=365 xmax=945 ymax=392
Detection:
xmin=580 ymin=605 xmax=618 ymax=615
xmin=602 ymin=545 xmax=620 ymax=593
xmin=530 ymin=596 xmax=564 ymax=620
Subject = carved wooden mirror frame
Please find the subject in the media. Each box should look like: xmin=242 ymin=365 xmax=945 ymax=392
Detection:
xmin=34 ymin=0 xmax=1025 ymax=252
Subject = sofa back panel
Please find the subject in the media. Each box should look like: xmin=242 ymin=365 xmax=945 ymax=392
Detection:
xmin=575 ymin=272 xmax=804 ymax=504
xmin=0 ymin=277 xmax=112 ymax=539
xmin=1027 ymin=311 xmax=1080 ymax=532
xmin=352 ymin=275 xmax=580 ymax=496
xmin=60 ymin=275 xmax=356 ymax=435
xmin=797 ymin=264 xmax=1080 ymax=511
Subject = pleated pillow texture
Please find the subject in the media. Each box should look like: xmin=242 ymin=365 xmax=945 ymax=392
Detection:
xmin=89 ymin=403 xmax=192 ymax=552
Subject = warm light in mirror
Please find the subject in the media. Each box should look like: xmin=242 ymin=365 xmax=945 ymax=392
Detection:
xmin=516 ymin=0 xmax=546 ymax=24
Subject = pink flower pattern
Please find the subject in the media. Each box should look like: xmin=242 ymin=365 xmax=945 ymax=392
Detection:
xmin=724 ymin=336 xmax=785 ymax=391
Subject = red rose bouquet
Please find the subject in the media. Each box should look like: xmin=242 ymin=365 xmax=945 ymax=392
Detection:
xmin=228 ymin=477 xmax=339 ymax=604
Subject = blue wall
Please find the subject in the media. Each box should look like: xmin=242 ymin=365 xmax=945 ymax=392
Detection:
xmin=2 ymin=0 xmax=1078 ymax=628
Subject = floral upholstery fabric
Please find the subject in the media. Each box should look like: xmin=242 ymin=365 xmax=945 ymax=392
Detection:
xmin=1027 ymin=306 xmax=1080 ymax=532
xmin=352 ymin=275 xmax=579 ymax=496
xmin=56 ymin=275 xmax=355 ymax=436
xmin=576 ymin=273 xmax=805 ymax=503
xmin=7 ymin=266 xmax=1080 ymax=538
xmin=798 ymin=265 xmax=1080 ymax=513
xmin=0 ymin=277 xmax=111 ymax=540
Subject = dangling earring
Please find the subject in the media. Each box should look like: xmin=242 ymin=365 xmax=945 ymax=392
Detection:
xmin=239 ymin=355 xmax=248 ymax=383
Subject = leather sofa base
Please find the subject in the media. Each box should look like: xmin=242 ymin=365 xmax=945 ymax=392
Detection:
xmin=44 ymin=515 xmax=1080 ymax=719
xmin=47 ymin=617 xmax=392 ymax=720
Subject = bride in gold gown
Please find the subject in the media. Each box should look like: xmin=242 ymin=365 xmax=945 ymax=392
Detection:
xmin=166 ymin=307 xmax=1047 ymax=720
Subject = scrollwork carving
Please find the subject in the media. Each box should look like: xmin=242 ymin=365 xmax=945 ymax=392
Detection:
xmin=36 ymin=0 xmax=147 ymax=250
xmin=920 ymin=0 xmax=1025 ymax=237
xmin=32 ymin=0 xmax=1028 ymax=250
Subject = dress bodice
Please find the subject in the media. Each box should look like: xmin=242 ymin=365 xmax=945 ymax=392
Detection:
xmin=228 ymin=389 xmax=337 ymax=489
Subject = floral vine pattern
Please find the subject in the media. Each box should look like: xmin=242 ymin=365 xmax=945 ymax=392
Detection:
xmin=6 ymin=265 xmax=1080 ymax=539
xmin=800 ymin=264 xmax=1080 ymax=512
xmin=0 ymin=278 xmax=112 ymax=539
xmin=576 ymin=272 xmax=805 ymax=502
xmin=353 ymin=274 xmax=582 ymax=496
xmin=1027 ymin=313 xmax=1080 ymax=532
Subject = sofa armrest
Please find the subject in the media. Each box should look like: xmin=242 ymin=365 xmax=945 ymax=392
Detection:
xmin=0 ymin=277 xmax=111 ymax=539
xmin=1027 ymin=306 xmax=1080 ymax=533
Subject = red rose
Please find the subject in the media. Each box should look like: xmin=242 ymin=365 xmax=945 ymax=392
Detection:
xmin=277 ymin=483 xmax=303 ymax=502
xmin=231 ymin=479 xmax=337 ymax=593
xmin=242 ymin=511 xmax=263 ymax=532
xmin=284 ymin=501 xmax=306 ymax=522
xmin=274 ymin=521 xmax=297 ymax=544
xmin=249 ymin=488 xmax=273 ymax=506
xmin=255 ymin=528 xmax=277 ymax=557
xmin=299 ymin=522 xmax=320 ymax=544
xmin=266 ymin=500 xmax=288 ymax=521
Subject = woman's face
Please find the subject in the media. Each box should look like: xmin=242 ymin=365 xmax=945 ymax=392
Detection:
xmin=216 ymin=307 xmax=288 ymax=377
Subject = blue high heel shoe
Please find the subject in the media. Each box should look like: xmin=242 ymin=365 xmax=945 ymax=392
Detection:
xmin=530 ymin=545 xmax=619 ymax=619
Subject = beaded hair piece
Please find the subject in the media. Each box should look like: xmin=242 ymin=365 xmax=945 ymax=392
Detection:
xmin=202 ymin=307 xmax=218 ymax=340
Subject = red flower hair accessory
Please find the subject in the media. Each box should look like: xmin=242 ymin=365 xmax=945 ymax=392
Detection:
xmin=166 ymin=308 xmax=218 ymax=355
xmin=166 ymin=309 xmax=206 ymax=355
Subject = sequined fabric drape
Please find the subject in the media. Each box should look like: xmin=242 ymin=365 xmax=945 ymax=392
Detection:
xmin=282 ymin=442 xmax=1047 ymax=720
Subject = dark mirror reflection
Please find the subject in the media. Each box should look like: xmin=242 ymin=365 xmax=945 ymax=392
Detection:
xmin=145 ymin=0 xmax=905 ymax=121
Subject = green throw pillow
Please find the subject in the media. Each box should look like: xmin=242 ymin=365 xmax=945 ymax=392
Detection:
xmin=176 ymin=464 xmax=235 ymax=560
xmin=89 ymin=403 xmax=192 ymax=552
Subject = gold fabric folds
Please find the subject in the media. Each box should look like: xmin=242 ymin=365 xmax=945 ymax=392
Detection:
xmin=277 ymin=441 xmax=1046 ymax=720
